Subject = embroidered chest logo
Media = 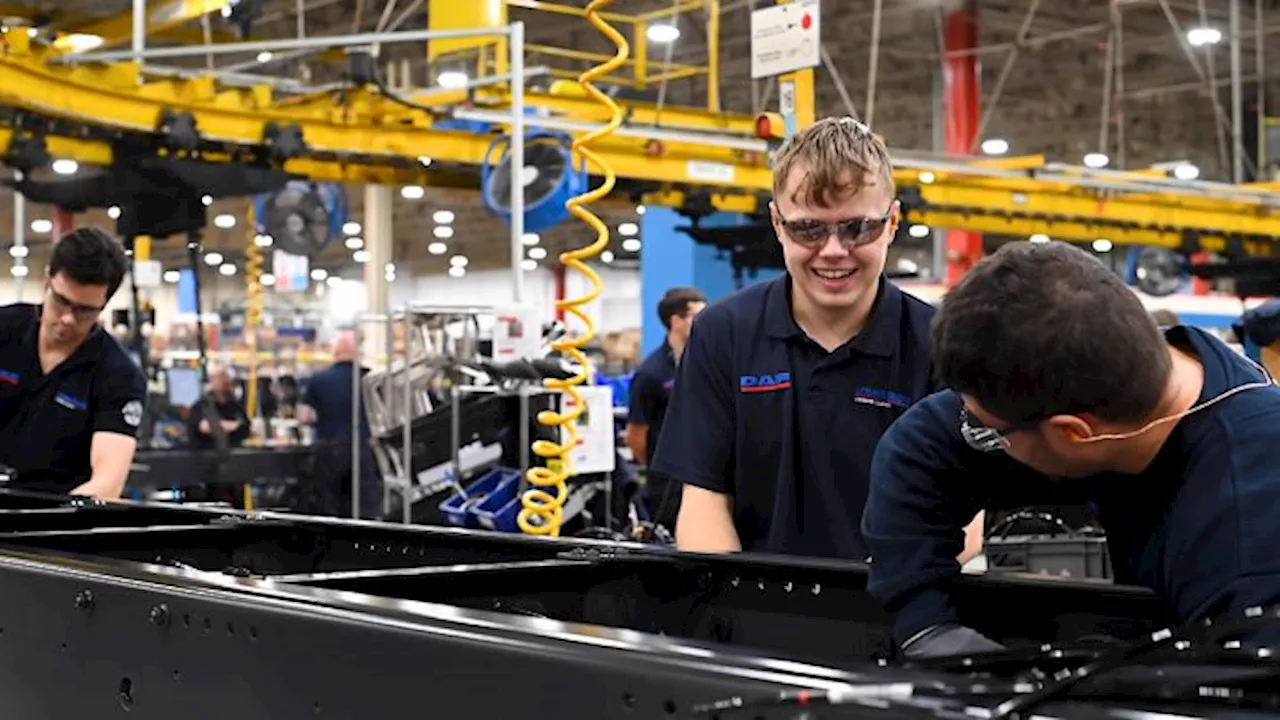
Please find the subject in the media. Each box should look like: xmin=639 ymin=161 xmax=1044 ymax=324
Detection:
xmin=854 ymin=386 xmax=911 ymax=409
xmin=739 ymin=372 xmax=791 ymax=393
xmin=55 ymin=392 xmax=87 ymax=412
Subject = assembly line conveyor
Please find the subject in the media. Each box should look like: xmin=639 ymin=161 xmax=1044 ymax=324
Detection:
xmin=4 ymin=488 xmax=1275 ymax=719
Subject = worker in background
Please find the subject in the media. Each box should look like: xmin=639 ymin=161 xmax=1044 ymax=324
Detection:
xmin=297 ymin=329 xmax=382 ymax=520
xmin=864 ymin=241 xmax=1280 ymax=658
xmin=652 ymin=117 xmax=984 ymax=562
xmin=1150 ymin=308 xmax=1180 ymax=327
xmin=0 ymin=227 xmax=146 ymax=499
xmin=186 ymin=364 xmax=250 ymax=450
xmin=625 ymin=286 xmax=706 ymax=529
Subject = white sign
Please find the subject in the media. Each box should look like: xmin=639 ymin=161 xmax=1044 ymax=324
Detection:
xmin=686 ymin=160 xmax=735 ymax=184
xmin=750 ymin=0 xmax=821 ymax=79
xmin=493 ymin=305 xmax=542 ymax=361
xmin=273 ymin=250 xmax=309 ymax=293
xmin=132 ymin=259 xmax=163 ymax=288
xmin=559 ymin=386 xmax=616 ymax=475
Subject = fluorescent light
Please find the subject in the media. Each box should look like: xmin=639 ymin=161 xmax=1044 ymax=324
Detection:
xmin=601 ymin=250 xmax=615 ymax=263
xmin=521 ymin=233 xmax=540 ymax=246
xmin=255 ymin=234 xmax=274 ymax=247
xmin=385 ymin=263 xmax=396 ymax=273
xmin=310 ymin=268 xmax=328 ymax=281
xmin=447 ymin=265 xmax=466 ymax=278
xmin=353 ymin=249 xmax=369 ymax=263
xmin=214 ymin=214 xmax=236 ymax=229
xmin=437 ymin=71 xmax=469 ymax=89
xmin=10 ymin=265 xmax=28 ymax=278
xmin=433 ymin=210 xmax=455 ymax=224
xmin=1092 ymin=238 xmax=1113 ymax=253
xmin=345 ymin=236 xmax=364 ymax=250
xmin=427 ymin=242 xmax=447 ymax=255
xmin=450 ymin=255 xmax=469 ymax=267
xmin=326 ymin=275 xmax=342 ymax=287
xmin=622 ymin=238 xmax=642 ymax=252
xmin=218 ymin=263 xmax=237 ymax=276
xmin=1173 ymin=163 xmax=1200 ymax=181
xmin=636 ymin=205 xmax=646 ymax=215
xmin=30 ymin=219 xmax=53 ymax=234
xmin=1029 ymin=233 xmax=1051 ymax=243
xmin=51 ymin=159 xmax=79 ymax=175
xmin=433 ymin=226 xmax=454 ymax=239
xmin=647 ymin=24 xmax=680 ymax=43
xmin=204 ymin=252 xmax=223 ymax=266
xmin=618 ymin=222 xmax=639 ymax=237
xmin=528 ymin=247 xmax=547 ymax=260
xmin=256 ymin=51 xmax=273 ymax=63
xmin=1187 ymin=27 xmax=1222 ymax=47
xmin=918 ymin=171 xmax=936 ymax=184
xmin=980 ymin=138 xmax=1009 ymax=156
xmin=201 ymin=195 xmax=213 ymax=206
xmin=343 ymin=221 xmax=362 ymax=235
xmin=1083 ymin=152 xmax=1110 ymax=169
xmin=260 ymin=273 xmax=276 ymax=286
xmin=908 ymin=224 xmax=930 ymax=238
xmin=521 ymin=259 xmax=537 ymax=271
xmin=418 ymin=156 xmax=433 ymax=167
xmin=163 ymin=270 xmax=181 ymax=283
xmin=8 ymin=245 xmax=27 ymax=258
xmin=401 ymin=185 xmax=425 ymax=200
xmin=107 ymin=205 xmax=121 ymax=220
xmin=56 ymin=33 xmax=104 ymax=53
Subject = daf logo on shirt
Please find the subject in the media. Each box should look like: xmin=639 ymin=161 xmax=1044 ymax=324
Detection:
xmin=854 ymin=386 xmax=911 ymax=409
xmin=54 ymin=392 xmax=88 ymax=412
xmin=739 ymin=372 xmax=791 ymax=393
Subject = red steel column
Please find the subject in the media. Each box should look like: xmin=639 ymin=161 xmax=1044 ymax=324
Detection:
xmin=943 ymin=2 xmax=984 ymax=287
xmin=51 ymin=206 xmax=75 ymax=239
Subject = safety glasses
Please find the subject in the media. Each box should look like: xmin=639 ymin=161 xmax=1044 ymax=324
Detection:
xmin=959 ymin=406 xmax=1040 ymax=453
xmin=774 ymin=202 xmax=895 ymax=249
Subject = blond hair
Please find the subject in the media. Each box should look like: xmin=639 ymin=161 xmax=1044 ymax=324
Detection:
xmin=771 ymin=117 xmax=895 ymax=208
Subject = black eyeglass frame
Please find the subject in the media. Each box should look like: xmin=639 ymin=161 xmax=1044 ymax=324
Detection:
xmin=772 ymin=201 xmax=897 ymax=249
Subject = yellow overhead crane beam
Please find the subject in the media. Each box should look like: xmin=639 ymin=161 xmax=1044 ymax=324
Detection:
xmin=55 ymin=1 xmax=235 ymax=51
xmin=0 ymin=28 xmax=1275 ymax=253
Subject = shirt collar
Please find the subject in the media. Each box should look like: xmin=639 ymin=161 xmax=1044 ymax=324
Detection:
xmin=764 ymin=274 xmax=903 ymax=358
xmin=27 ymin=304 xmax=107 ymax=368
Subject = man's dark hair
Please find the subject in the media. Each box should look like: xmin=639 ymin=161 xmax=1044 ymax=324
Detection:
xmin=658 ymin=287 xmax=706 ymax=329
xmin=48 ymin=227 xmax=129 ymax=298
xmin=932 ymin=241 xmax=1172 ymax=424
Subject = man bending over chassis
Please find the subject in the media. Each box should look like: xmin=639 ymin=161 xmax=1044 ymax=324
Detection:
xmin=863 ymin=241 xmax=1280 ymax=658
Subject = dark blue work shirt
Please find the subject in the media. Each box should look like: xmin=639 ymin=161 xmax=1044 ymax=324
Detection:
xmin=302 ymin=361 xmax=371 ymax=443
xmin=651 ymin=275 xmax=937 ymax=560
xmin=0 ymin=304 xmax=146 ymax=494
xmin=627 ymin=341 xmax=677 ymax=465
xmin=864 ymin=326 xmax=1280 ymax=644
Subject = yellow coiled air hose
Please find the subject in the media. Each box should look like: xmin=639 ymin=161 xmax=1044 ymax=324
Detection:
xmin=517 ymin=0 xmax=629 ymax=537
xmin=243 ymin=205 xmax=265 ymax=423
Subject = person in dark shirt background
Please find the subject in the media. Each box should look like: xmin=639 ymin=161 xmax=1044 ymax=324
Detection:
xmin=625 ymin=286 xmax=705 ymax=528
xmin=863 ymin=241 xmax=1280 ymax=658
xmin=187 ymin=364 xmax=250 ymax=450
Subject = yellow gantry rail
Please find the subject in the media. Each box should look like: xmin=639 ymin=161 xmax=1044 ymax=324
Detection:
xmin=0 ymin=27 xmax=1275 ymax=251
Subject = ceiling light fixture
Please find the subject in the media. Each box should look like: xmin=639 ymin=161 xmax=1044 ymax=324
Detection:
xmin=30 ymin=219 xmax=53 ymax=234
xmin=622 ymin=238 xmax=642 ymax=252
xmin=353 ymin=249 xmax=370 ymax=263
xmin=437 ymin=71 xmax=469 ymax=89
xmin=218 ymin=263 xmax=237 ymax=276
xmin=343 ymin=221 xmax=362 ymax=235
xmin=428 ymin=242 xmax=447 ymax=255
xmin=647 ymin=24 xmax=680 ymax=43
xmin=345 ymin=237 xmax=364 ymax=250
xmin=980 ymin=138 xmax=1009 ymax=156
xmin=433 ymin=226 xmax=454 ymax=239
xmin=447 ymin=265 xmax=466 ymax=278
xmin=51 ymin=159 xmax=79 ymax=175
xmin=521 ymin=259 xmax=538 ymax=271
xmin=204 ymin=252 xmax=223 ymax=266
xmin=1092 ymin=238 xmax=1113 ymax=253
xmin=1083 ymin=152 xmax=1110 ymax=169
xmin=401 ymin=185 xmax=425 ymax=200
xmin=450 ymin=255 xmax=469 ymax=267
xmin=528 ymin=247 xmax=547 ymax=260
xmin=107 ymin=206 xmax=121 ymax=220
xmin=601 ymin=250 xmax=615 ymax=263
xmin=618 ymin=222 xmax=639 ymax=236
xmin=521 ymin=233 xmax=540 ymax=246
xmin=310 ymin=268 xmax=328 ymax=281
xmin=433 ymin=210 xmax=455 ymax=224
xmin=214 ymin=214 xmax=236 ymax=229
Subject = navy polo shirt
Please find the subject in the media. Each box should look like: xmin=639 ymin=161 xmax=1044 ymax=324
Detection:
xmin=0 ymin=303 xmax=146 ymax=494
xmin=864 ymin=327 xmax=1280 ymax=645
xmin=302 ymin=361 xmax=372 ymax=443
xmin=627 ymin=342 xmax=677 ymax=465
xmin=650 ymin=275 xmax=937 ymax=560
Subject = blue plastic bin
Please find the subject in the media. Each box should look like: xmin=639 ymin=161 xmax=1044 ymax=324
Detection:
xmin=437 ymin=468 xmax=520 ymax=529
xmin=470 ymin=468 xmax=526 ymax=532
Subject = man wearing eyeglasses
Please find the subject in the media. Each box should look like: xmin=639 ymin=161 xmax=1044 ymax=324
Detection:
xmin=0 ymin=227 xmax=145 ymax=500
xmin=863 ymin=241 xmax=1280 ymax=658
xmin=651 ymin=117 xmax=983 ymax=562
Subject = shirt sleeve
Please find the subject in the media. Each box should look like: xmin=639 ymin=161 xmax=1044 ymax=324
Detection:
xmin=861 ymin=391 xmax=990 ymax=644
xmin=93 ymin=360 xmax=147 ymax=439
xmin=649 ymin=311 xmax=736 ymax=496
xmin=627 ymin=370 xmax=659 ymax=426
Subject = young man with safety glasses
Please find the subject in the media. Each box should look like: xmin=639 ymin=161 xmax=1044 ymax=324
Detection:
xmin=0 ymin=227 xmax=146 ymax=500
xmin=863 ymin=240 xmax=1280 ymax=658
xmin=651 ymin=117 xmax=984 ymax=562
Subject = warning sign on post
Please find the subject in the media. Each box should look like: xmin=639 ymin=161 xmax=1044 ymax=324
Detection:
xmin=750 ymin=0 xmax=820 ymax=79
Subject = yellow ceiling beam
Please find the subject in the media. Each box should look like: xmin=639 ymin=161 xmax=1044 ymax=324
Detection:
xmin=63 ymin=0 xmax=232 ymax=51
